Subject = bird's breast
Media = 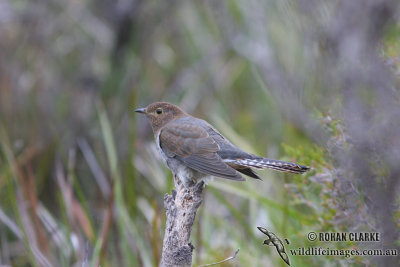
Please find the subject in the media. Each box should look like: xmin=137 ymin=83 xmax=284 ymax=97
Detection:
xmin=156 ymin=132 xmax=169 ymax=166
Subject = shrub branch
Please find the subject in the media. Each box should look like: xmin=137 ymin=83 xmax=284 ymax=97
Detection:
xmin=160 ymin=176 xmax=204 ymax=267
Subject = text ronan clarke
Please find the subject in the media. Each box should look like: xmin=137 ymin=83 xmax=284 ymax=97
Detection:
xmin=318 ymin=232 xmax=380 ymax=242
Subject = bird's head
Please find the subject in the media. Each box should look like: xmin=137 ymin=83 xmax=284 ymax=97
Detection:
xmin=135 ymin=102 xmax=187 ymax=133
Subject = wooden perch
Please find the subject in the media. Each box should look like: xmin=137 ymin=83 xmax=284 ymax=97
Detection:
xmin=160 ymin=176 xmax=204 ymax=267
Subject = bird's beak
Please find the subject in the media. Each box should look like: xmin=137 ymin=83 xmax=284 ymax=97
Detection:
xmin=135 ymin=108 xmax=146 ymax=114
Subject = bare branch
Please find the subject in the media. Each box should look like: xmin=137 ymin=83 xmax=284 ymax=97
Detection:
xmin=160 ymin=177 xmax=204 ymax=267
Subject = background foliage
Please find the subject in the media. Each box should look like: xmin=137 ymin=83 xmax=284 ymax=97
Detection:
xmin=0 ymin=0 xmax=399 ymax=266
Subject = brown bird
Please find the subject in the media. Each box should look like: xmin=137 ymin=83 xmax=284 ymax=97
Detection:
xmin=135 ymin=102 xmax=309 ymax=187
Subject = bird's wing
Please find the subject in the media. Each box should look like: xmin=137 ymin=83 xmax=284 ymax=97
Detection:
xmin=199 ymin=120 xmax=308 ymax=175
xmin=159 ymin=120 xmax=244 ymax=181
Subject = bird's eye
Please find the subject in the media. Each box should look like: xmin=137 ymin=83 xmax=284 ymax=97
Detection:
xmin=156 ymin=108 xmax=163 ymax=114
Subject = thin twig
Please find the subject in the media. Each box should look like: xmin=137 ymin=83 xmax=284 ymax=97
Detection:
xmin=198 ymin=248 xmax=240 ymax=267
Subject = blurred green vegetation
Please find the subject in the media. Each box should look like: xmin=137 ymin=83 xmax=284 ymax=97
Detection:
xmin=0 ymin=0 xmax=399 ymax=266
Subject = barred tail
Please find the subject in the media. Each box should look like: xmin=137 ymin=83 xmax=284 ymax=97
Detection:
xmin=232 ymin=158 xmax=310 ymax=174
